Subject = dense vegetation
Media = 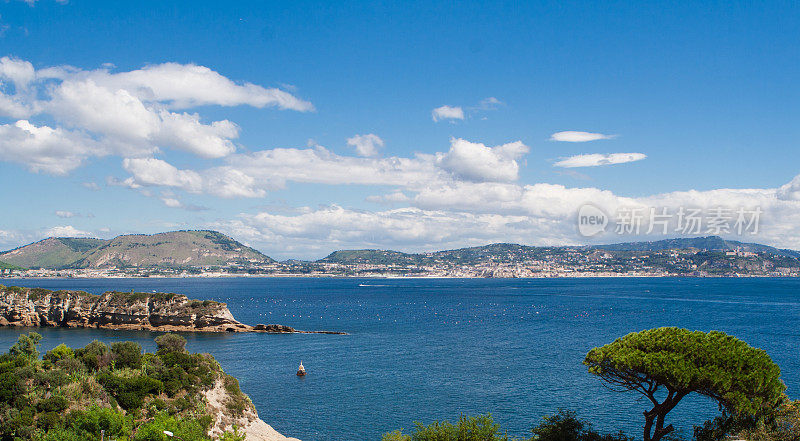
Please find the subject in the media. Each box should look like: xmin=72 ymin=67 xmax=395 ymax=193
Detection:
xmin=384 ymin=327 xmax=798 ymax=441
xmin=0 ymin=332 xmax=250 ymax=440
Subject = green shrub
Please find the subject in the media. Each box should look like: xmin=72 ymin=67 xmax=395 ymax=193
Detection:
xmin=44 ymin=344 xmax=75 ymax=363
xmin=75 ymin=341 xmax=112 ymax=371
xmin=530 ymin=409 xmax=632 ymax=441
xmin=55 ymin=357 xmax=85 ymax=374
xmin=36 ymin=411 xmax=61 ymax=430
xmin=155 ymin=334 xmax=187 ymax=354
xmin=111 ymin=341 xmax=143 ymax=369
xmin=0 ymin=371 xmax=22 ymax=404
xmin=37 ymin=396 xmax=69 ymax=413
xmin=407 ymin=414 xmax=510 ymax=441
xmin=97 ymin=372 xmax=163 ymax=411
xmin=9 ymin=332 xmax=43 ymax=359
xmin=132 ymin=413 xmax=210 ymax=441
xmin=64 ymin=406 xmax=130 ymax=439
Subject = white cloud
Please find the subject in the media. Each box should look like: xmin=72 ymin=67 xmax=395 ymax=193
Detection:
xmin=436 ymin=138 xmax=529 ymax=182
xmin=209 ymin=174 xmax=800 ymax=258
xmin=777 ymin=175 xmax=800 ymax=201
xmin=0 ymin=120 xmax=103 ymax=175
xmin=42 ymin=225 xmax=92 ymax=238
xmin=117 ymin=138 xmax=531 ymax=199
xmin=550 ymin=131 xmax=616 ymax=142
xmin=80 ymin=62 xmax=313 ymax=111
xmin=55 ymin=210 xmax=77 ymax=218
xmin=346 ymin=133 xmax=384 ymax=157
xmin=431 ymin=105 xmax=464 ymax=122
xmin=214 ymin=206 xmax=551 ymax=259
xmin=554 ymin=153 xmax=646 ymax=168
xmin=0 ymin=56 xmax=313 ymax=173
xmin=121 ymin=158 xmax=203 ymax=192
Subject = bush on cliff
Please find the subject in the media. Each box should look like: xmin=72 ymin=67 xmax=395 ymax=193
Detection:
xmin=0 ymin=333 xmax=253 ymax=440
xmin=111 ymin=341 xmax=143 ymax=370
xmin=155 ymin=333 xmax=187 ymax=354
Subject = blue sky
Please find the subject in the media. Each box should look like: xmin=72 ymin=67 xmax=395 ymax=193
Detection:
xmin=1 ymin=0 xmax=799 ymax=259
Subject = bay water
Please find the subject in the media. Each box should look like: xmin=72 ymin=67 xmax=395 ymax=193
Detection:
xmin=1 ymin=277 xmax=798 ymax=440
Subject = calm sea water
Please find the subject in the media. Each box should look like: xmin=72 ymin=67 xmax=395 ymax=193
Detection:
xmin=0 ymin=277 xmax=798 ymax=440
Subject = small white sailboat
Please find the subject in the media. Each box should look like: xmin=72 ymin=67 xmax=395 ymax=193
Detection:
xmin=296 ymin=361 xmax=306 ymax=376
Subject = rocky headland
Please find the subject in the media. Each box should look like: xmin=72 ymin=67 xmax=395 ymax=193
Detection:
xmin=0 ymin=285 xmax=345 ymax=334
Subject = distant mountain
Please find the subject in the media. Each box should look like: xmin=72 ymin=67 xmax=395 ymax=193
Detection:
xmin=320 ymin=243 xmax=571 ymax=266
xmin=591 ymin=236 xmax=800 ymax=257
xmin=0 ymin=230 xmax=273 ymax=270
xmin=318 ymin=236 xmax=800 ymax=267
xmin=321 ymin=249 xmax=422 ymax=265
xmin=0 ymin=237 xmax=106 ymax=269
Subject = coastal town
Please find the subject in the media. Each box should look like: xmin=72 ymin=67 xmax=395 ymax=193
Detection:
xmin=3 ymin=243 xmax=798 ymax=279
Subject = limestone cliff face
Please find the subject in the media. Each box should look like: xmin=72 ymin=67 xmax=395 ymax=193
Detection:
xmin=0 ymin=286 xmax=251 ymax=332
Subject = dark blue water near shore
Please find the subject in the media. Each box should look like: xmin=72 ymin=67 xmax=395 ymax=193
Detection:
xmin=0 ymin=277 xmax=798 ymax=440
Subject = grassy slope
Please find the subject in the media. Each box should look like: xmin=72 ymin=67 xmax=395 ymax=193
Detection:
xmin=0 ymin=230 xmax=274 ymax=270
xmin=0 ymin=238 xmax=107 ymax=269
xmin=74 ymin=230 xmax=274 ymax=269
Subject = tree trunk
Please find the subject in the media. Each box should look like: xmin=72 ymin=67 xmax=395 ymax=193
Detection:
xmin=643 ymin=391 xmax=685 ymax=441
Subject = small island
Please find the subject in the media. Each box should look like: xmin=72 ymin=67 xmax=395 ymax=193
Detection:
xmin=0 ymin=285 xmax=345 ymax=335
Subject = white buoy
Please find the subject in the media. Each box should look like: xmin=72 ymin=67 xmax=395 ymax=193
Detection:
xmin=296 ymin=361 xmax=306 ymax=376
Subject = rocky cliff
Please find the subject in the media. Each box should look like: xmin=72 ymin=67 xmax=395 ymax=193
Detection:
xmin=0 ymin=286 xmax=346 ymax=334
xmin=0 ymin=285 xmax=252 ymax=332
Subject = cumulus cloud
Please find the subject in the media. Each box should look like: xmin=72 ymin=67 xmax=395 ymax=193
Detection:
xmin=42 ymin=225 xmax=92 ymax=238
xmin=213 ymin=206 xmax=551 ymax=259
xmin=436 ymin=138 xmax=529 ymax=182
xmin=0 ymin=56 xmax=312 ymax=173
xmin=117 ymin=138 xmax=530 ymax=199
xmin=346 ymin=133 xmax=384 ymax=157
xmin=431 ymin=105 xmax=464 ymax=122
xmin=209 ymin=173 xmax=800 ymax=258
xmin=554 ymin=153 xmax=646 ymax=168
xmin=121 ymin=158 xmax=203 ymax=192
xmin=550 ymin=131 xmax=616 ymax=142
xmin=0 ymin=120 xmax=103 ymax=175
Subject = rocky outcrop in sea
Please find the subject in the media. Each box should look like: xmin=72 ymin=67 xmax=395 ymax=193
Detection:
xmin=0 ymin=285 xmax=345 ymax=334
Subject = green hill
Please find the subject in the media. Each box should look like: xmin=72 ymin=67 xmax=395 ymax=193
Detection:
xmin=0 ymin=230 xmax=273 ymax=270
xmin=0 ymin=237 xmax=106 ymax=269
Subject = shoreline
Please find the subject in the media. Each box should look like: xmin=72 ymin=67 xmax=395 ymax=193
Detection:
xmin=0 ymin=273 xmax=794 ymax=280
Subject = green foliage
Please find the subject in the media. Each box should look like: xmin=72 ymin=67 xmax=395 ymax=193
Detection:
xmin=730 ymin=399 xmax=800 ymax=441
xmin=63 ymin=405 xmax=132 ymax=440
xmin=97 ymin=371 xmax=163 ymax=410
xmin=111 ymin=341 xmax=143 ymax=369
xmin=221 ymin=374 xmax=251 ymax=416
xmin=37 ymin=396 xmax=69 ymax=413
xmin=9 ymin=332 xmax=43 ymax=359
xmin=219 ymin=426 xmax=247 ymax=441
xmin=530 ymin=409 xmax=632 ymax=441
xmin=132 ymin=412 xmax=209 ymax=441
xmin=388 ymin=414 xmax=511 ymax=441
xmin=584 ymin=327 xmax=785 ymax=441
xmin=44 ymin=344 xmax=74 ymax=363
xmin=75 ymin=340 xmax=112 ymax=371
xmin=155 ymin=333 xmax=187 ymax=354
xmin=0 ymin=334 xmax=252 ymax=440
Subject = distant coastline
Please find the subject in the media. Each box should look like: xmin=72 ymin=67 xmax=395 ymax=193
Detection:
xmin=2 ymin=230 xmax=799 ymax=279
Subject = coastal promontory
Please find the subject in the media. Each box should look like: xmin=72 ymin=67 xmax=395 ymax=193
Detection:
xmin=0 ymin=285 xmax=342 ymax=334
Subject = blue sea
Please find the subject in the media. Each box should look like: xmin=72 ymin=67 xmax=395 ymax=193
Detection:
xmin=0 ymin=277 xmax=798 ymax=440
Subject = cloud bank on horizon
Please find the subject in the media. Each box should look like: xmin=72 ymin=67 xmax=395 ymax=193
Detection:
xmin=1 ymin=55 xmax=799 ymax=259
